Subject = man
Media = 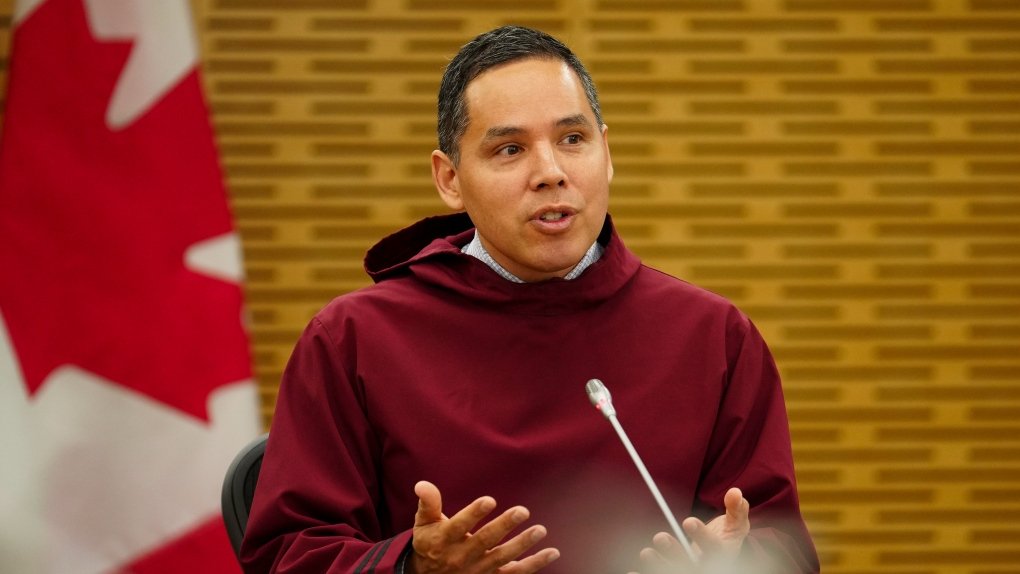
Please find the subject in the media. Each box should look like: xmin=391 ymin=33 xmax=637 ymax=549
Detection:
xmin=241 ymin=26 xmax=819 ymax=573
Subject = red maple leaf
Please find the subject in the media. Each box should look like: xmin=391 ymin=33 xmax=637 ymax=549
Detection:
xmin=0 ymin=0 xmax=251 ymax=421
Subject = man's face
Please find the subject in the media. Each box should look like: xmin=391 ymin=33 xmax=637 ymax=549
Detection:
xmin=431 ymin=57 xmax=613 ymax=282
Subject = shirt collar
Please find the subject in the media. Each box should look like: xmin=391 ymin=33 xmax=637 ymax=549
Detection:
xmin=461 ymin=231 xmax=604 ymax=283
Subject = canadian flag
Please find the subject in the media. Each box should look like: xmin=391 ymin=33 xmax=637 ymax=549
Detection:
xmin=0 ymin=0 xmax=260 ymax=572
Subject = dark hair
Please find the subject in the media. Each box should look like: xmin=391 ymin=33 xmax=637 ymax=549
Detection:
xmin=437 ymin=25 xmax=603 ymax=165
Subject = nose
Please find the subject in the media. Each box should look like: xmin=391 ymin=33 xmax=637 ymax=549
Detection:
xmin=528 ymin=145 xmax=567 ymax=191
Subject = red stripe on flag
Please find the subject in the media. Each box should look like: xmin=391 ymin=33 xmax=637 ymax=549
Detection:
xmin=121 ymin=516 xmax=242 ymax=574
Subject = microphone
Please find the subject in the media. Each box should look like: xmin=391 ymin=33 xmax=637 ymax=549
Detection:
xmin=585 ymin=378 xmax=698 ymax=563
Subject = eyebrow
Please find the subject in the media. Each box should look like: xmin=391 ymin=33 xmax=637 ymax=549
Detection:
xmin=481 ymin=114 xmax=594 ymax=144
xmin=556 ymin=114 xmax=593 ymax=129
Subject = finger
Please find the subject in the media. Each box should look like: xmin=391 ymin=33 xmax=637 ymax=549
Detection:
xmin=638 ymin=545 xmax=673 ymax=574
xmin=440 ymin=495 xmax=497 ymax=542
xmin=651 ymin=531 xmax=691 ymax=563
xmin=496 ymin=547 xmax=561 ymax=574
xmin=471 ymin=506 xmax=531 ymax=550
xmin=478 ymin=523 xmax=547 ymax=569
xmin=414 ymin=481 xmax=444 ymax=526
xmin=682 ymin=516 xmax=715 ymax=554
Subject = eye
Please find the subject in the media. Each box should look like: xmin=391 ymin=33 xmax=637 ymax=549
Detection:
xmin=562 ymin=134 xmax=582 ymax=145
xmin=499 ymin=144 xmax=522 ymax=157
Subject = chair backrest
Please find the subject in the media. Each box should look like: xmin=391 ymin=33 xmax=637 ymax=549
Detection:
xmin=222 ymin=433 xmax=269 ymax=558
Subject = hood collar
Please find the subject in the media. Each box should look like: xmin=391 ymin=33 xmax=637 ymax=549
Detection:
xmin=364 ymin=212 xmax=641 ymax=315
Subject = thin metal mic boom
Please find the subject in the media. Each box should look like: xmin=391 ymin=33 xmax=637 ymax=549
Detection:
xmin=585 ymin=378 xmax=698 ymax=563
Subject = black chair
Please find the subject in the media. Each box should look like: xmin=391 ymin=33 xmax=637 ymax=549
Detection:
xmin=222 ymin=433 xmax=269 ymax=558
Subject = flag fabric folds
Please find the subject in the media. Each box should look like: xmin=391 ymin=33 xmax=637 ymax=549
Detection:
xmin=0 ymin=0 xmax=260 ymax=571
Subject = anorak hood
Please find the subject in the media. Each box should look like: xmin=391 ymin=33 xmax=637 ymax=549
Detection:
xmin=363 ymin=212 xmax=642 ymax=315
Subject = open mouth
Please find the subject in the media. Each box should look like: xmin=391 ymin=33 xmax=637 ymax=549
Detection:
xmin=539 ymin=211 xmax=567 ymax=222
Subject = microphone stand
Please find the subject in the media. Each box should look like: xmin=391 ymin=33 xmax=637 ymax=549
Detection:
xmin=586 ymin=379 xmax=698 ymax=564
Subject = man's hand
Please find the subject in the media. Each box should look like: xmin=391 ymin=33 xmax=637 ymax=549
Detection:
xmin=409 ymin=481 xmax=560 ymax=574
xmin=631 ymin=487 xmax=751 ymax=574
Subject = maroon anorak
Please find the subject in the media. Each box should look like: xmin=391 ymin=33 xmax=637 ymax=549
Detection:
xmin=242 ymin=213 xmax=819 ymax=573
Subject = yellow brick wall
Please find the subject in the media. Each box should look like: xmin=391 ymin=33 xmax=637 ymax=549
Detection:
xmin=3 ymin=0 xmax=1019 ymax=571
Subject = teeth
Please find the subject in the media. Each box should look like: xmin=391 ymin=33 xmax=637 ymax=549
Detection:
xmin=540 ymin=212 xmax=565 ymax=221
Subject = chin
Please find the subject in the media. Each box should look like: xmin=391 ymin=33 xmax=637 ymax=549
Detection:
xmin=536 ymin=256 xmax=587 ymax=278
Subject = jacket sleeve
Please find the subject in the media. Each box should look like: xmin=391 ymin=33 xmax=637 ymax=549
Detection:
xmin=693 ymin=310 xmax=820 ymax=573
xmin=239 ymin=316 xmax=411 ymax=574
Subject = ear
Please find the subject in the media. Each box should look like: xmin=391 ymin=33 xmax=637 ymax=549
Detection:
xmin=431 ymin=150 xmax=464 ymax=211
xmin=601 ymin=124 xmax=614 ymax=183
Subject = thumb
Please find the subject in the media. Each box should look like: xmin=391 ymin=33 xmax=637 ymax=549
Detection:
xmin=414 ymin=480 xmax=444 ymax=526
xmin=723 ymin=487 xmax=749 ymax=533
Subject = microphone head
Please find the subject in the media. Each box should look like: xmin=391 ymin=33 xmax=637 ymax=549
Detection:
xmin=585 ymin=378 xmax=616 ymax=418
